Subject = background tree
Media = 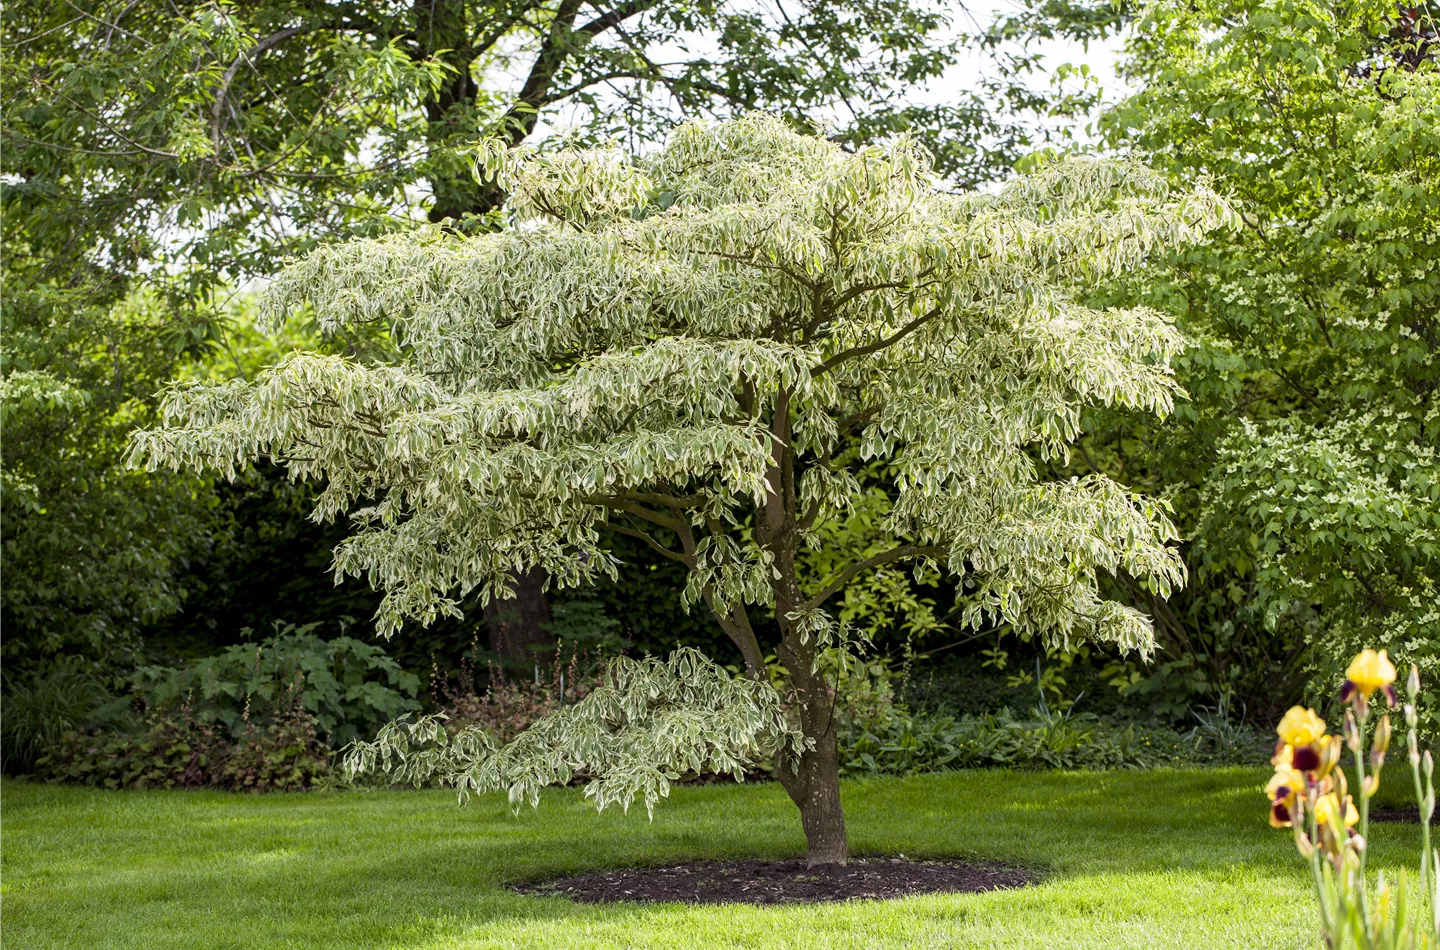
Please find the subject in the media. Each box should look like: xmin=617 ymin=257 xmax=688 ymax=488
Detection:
xmin=134 ymin=115 xmax=1228 ymax=863
xmin=1070 ymin=0 xmax=1440 ymax=726
xmin=0 ymin=274 xmax=214 ymax=664
xmin=2 ymin=0 xmax=1084 ymax=666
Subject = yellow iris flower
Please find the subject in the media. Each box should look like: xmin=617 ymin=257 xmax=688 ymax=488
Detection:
xmin=1313 ymin=792 xmax=1358 ymax=831
xmin=1344 ymin=649 xmax=1397 ymax=699
xmin=1276 ymin=706 xmax=1327 ymax=748
xmin=1265 ymin=766 xmax=1307 ymax=828
xmin=1267 ymin=767 xmax=1305 ymax=802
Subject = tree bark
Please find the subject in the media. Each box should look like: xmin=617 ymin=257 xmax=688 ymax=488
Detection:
xmin=794 ymin=739 xmax=848 ymax=867
xmin=774 ymin=694 xmax=849 ymax=866
xmin=773 ymin=636 xmax=849 ymax=865
xmin=484 ymin=567 xmax=554 ymax=668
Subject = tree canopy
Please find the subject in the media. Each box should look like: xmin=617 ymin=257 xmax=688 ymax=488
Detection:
xmin=134 ymin=115 xmax=1228 ymax=863
xmin=0 ymin=281 xmax=213 ymax=661
xmin=4 ymin=0 xmax=1056 ymax=294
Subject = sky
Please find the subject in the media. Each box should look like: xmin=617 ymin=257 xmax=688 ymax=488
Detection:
xmin=964 ymin=0 xmax=1127 ymax=92
xmin=933 ymin=0 xmax=1130 ymax=140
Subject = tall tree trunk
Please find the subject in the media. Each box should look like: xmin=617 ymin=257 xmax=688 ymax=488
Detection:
xmin=417 ymin=0 xmax=576 ymax=222
xmin=484 ymin=568 xmax=554 ymax=669
xmin=761 ymin=383 xmax=850 ymax=866
xmin=414 ymin=0 xmax=485 ymax=224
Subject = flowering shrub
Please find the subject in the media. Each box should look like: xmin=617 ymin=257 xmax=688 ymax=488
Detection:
xmin=1266 ymin=650 xmax=1438 ymax=948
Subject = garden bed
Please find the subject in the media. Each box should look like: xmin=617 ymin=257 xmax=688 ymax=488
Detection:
xmin=515 ymin=856 xmax=1034 ymax=905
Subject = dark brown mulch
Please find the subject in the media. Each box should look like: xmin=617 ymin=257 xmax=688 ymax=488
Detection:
xmin=514 ymin=856 xmax=1035 ymax=905
xmin=1369 ymin=807 xmax=1423 ymax=823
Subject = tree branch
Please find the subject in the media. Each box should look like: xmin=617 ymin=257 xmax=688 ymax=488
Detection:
xmin=619 ymin=489 xmax=707 ymax=509
xmin=673 ymin=517 xmax=767 ymax=675
xmin=601 ymin=521 xmax=690 ymax=564
xmin=577 ymin=0 xmax=659 ymax=37
xmin=491 ymin=0 xmax=586 ymax=147
xmin=829 ymin=269 xmax=936 ymax=311
xmin=212 ymin=26 xmax=305 ymax=154
xmin=813 ymin=306 xmax=943 ymax=377
xmin=472 ymin=7 xmax=535 ymax=54
xmin=586 ymin=494 xmax=683 ymax=530
xmin=804 ymin=544 xmax=946 ymax=611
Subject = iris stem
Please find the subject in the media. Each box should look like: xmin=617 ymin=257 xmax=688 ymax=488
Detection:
xmin=1353 ymin=704 xmax=1373 ymax=948
xmin=1306 ymin=833 xmax=1334 ymax=947
xmin=1412 ymin=731 xmax=1428 ymax=905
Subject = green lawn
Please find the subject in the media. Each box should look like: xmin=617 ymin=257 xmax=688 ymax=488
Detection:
xmin=0 ymin=769 xmax=1424 ymax=949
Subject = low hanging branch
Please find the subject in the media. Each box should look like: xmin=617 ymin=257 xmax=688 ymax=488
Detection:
xmin=803 ymin=544 xmax=948 ymax=611
xmin=342 ymin=648 xmax=807 ymax=816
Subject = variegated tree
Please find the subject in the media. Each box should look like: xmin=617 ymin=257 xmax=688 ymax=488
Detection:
xmin=133 ymin=115 xmax=1228 ymax=865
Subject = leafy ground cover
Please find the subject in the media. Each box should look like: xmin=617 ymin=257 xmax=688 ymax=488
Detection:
xmin=0 ymin=769 xmax=1423 ymax=949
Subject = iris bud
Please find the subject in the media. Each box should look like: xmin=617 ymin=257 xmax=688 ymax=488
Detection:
xmin=1343 ymin=711 xmax=1361 ymax=753
xmin=1370 ymin=713 xmax=1393 ymax=754
xmin=1295 ymin=831 xmax=1315 ymax=858
xmin=1314 ymin=735 xmax=1341 ymax=780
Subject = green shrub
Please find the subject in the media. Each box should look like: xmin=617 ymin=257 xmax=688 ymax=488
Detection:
xmin=836 ymin=701 xmax=1271 ymax=777
xmin=26 ymin=623 xmax=419 ymax=792
xmin=0 ymin=657 xmax=134 ymax=774
xmin=36 ymin=697 xmax=333 ymax=792
xmin=132 ymin=622 xmax=421 ymax=745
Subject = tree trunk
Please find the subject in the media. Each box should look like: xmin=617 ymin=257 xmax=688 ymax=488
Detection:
xmin=778 ymin=726 xmax=849 ymax=866
xmin=413 ymin=0 xmax=487 ymax=224
xmin=761 ymin=382 xmax=849 ymax=865
xmin=775 ymin=637 xmax=849 ymax=866
xmin=484 ymin=567 xmax=553 ymax=668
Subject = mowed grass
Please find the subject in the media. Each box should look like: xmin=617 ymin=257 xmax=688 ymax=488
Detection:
xmin=1 ymin=769 xmax=1424 ymax=949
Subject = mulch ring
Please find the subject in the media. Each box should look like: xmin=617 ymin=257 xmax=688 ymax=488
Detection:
xmin=514 ymin=856 xmax=1035 ymax=905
